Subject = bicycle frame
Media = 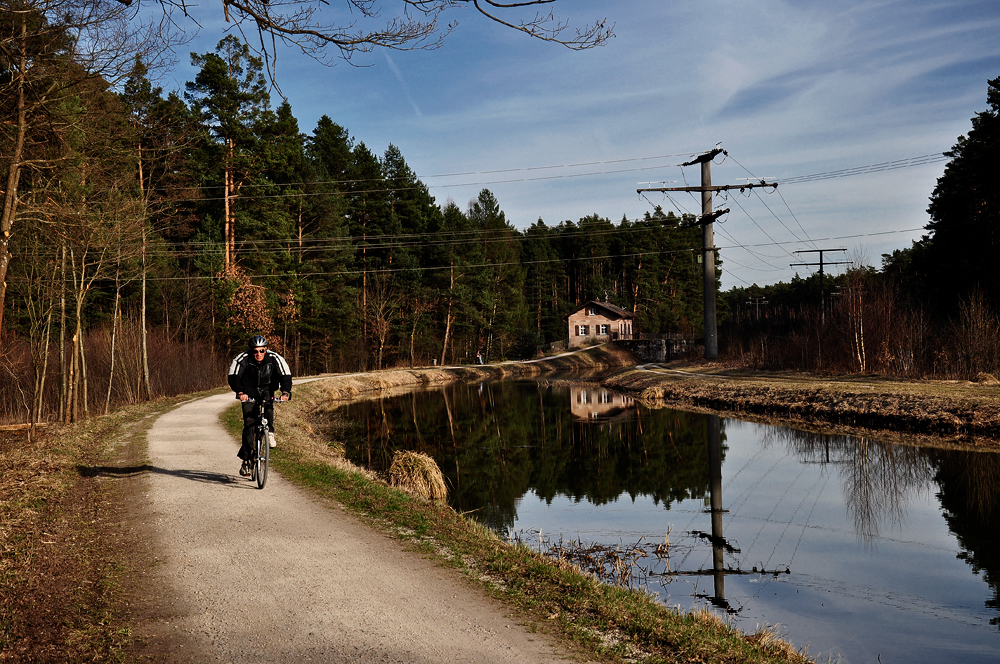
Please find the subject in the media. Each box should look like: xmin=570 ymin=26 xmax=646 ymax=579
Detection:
xmin=246 ymin=397 xmax=282 ymax=489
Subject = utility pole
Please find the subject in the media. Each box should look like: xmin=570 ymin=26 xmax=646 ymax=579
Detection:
xmin=638 ymin=148 xmax=777 ymax=360
xmin=746 ymin=297 xmax=769 ymax=321
xmin=790 ymin=249 xmax=849 ymax=325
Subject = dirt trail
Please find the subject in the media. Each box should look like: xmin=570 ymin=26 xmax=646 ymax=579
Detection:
xmin=135 ymin=391 xmax=574 ymax=663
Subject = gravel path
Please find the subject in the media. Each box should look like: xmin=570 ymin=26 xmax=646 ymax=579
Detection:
xmin=136 ymin=392 xmax=575 ymax=663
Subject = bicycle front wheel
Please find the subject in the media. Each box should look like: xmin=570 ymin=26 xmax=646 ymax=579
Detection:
xmin=256 ymin=429 xmax=269 ymax=489
xmin=249 ymin=433 xmax=259 ymax=483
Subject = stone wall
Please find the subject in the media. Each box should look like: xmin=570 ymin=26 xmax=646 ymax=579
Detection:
xmin=612 ymin=339 xmax=666 ymax=363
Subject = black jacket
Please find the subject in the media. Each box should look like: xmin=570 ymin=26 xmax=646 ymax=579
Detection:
xmin=227 ymin=350 xmax=293 ymax=400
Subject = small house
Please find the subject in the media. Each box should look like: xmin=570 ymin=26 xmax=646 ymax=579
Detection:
xmin=566 ymin=300 xmax=635 ymax=349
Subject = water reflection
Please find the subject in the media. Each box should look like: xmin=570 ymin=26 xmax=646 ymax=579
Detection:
xmin=335 ymin=379 xmax=1000 ymax=661
xmin=930 ymin=449 xmax=1000 ymax=626
xmin=762 ymin=428 xmax=935 ymax=547
xmin=340 ymin=380 xmax=715 ymax=532
xmin=569 ymin=385 xmax=636 ymax=421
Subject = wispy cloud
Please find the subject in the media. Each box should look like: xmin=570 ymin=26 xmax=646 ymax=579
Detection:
xmin=383 ymin=52 xmax=422 ymax=117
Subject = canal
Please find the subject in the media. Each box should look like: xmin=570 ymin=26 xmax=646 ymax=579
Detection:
xmin=334 ymin=378 xmax=1000 ymax=663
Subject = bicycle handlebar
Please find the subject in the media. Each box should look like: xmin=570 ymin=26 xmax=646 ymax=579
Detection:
xmin=235 ymin=394 xmax=289 ymax=402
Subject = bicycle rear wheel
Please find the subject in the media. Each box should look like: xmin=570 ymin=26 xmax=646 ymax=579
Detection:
xmin=256 ymin=428 xmax=269 ymax=489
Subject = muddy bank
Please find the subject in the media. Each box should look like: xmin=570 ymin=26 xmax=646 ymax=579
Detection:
xmin=603 ymin=366 xmax=1000 ymax=450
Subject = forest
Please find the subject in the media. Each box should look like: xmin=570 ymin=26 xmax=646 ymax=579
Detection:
xmin=3 ymin=2 xmax=998 ymax=429
xmin=0 ymin=15 xmax=705 ymax=427
xmin=721 ymin=75 xmax=1000 ymax=379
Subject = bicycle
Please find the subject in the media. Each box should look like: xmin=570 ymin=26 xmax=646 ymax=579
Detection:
xmin=245 ymin=396 xmax=281 ymax=489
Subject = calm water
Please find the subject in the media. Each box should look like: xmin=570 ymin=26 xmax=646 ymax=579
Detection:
xmin=336 ymin=379 xmax=1000 ymax=663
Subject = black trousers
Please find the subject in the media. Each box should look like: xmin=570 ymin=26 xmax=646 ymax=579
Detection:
xmin=238 ymin=400 xmax=275 ymax=460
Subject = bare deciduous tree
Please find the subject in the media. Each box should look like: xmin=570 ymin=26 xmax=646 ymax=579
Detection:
xmin=0 ymin=0 xmax=180 ymax=342
xmin=145 ymin=0 xmax=613 ymax=72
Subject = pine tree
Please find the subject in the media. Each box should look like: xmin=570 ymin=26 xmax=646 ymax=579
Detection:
xmin=185 ymin=35 xmax=271 ymax=272
xmin=918 ymin=76 xmax=1000 ymax=313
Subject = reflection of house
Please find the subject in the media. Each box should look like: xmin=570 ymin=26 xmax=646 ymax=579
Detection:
xmin=569 ymin=386 xmax=636 ymax=421
xmin=566 ymin=300 xmax=635 ymax=349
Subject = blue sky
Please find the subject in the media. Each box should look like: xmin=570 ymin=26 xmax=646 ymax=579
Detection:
xmin=158 ymin=0 xmax=1000 ymax=289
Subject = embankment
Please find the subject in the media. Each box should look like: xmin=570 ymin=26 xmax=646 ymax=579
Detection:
xmin=603 ymin=366 xmax=1000 ymax=450
xmin=306 ymin=343 xmax=635 ymax=402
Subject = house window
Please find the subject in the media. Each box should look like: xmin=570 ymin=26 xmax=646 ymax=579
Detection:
xmin=581 ymin=325 xmax=589 ymax=335
xmin=587 ymin=307 xmax=596 ymax=315
xmin=599 ymin=324 xmax=609 ymax=335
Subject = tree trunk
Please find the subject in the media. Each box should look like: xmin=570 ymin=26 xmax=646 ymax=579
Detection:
xmin=141 ymin=225 xmax=151 ymax=399
xmin=853 ymin=290 xmax=866 ymax=373
xmin=440 ymin=304 xmax=452 ymax=366
xmin=79 ymin=316 xmax=89 ymax=418
xmin=59 ymin=245 xmax=68 ymax=422
xmin=0 ymin=13 xmax=28 ymax=344
xmin=440 ymin=264 xmax=454 ymax=366
xmin=486 ymin=300 xmax=497 ymax=361
xmin=410 ymin=315 xmax=418 ymax=368
xmin=68 ymin=328 xmax=78 ymax=424
xmin=71 ymin=248 xmax=89 ymax=420
xmin=105 ymin=284 xmax=120 ymax=414
xmin=224 ymin=140 xmax=234 ymax=270
xmin=32 ymin=305 xmax=54 ymax=435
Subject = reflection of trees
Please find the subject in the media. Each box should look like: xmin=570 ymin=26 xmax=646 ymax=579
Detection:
xmin=337 ymin=381 xmax=718 ymax=533
xmin=842 ymin=439 xmax=932 ymax=546
xmin=770 ymin=425 xmax=1000 ymax=628
xmin=761 ymin=427 xmax=932 ymax=546
xmin=928 ymin=449 xmax=1000 ymax=628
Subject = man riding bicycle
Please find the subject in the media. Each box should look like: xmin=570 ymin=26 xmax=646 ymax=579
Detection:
xmin=228 ymin=335 xmax=292 ymax=477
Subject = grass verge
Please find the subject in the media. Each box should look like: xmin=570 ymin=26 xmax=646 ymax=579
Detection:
xmin=0 ymin=391 xmax=222 ymax=663
xmin=223 ymin=376 xmax=811 ymax=664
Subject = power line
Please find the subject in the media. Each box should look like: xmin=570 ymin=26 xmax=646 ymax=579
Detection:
xmin=11 ymin=225 xmax=929 ymax=285
xmin=728 ymin=197 xmax=798 ymax=261
xmin=776 ymin=153 xmax=947 ymax=185
xmin=65 ymin=150 xmax=949 ymax=199
xmin=127 ymin=152 xmax=702 ymax=194
xmin=724 ymin=151 xmax=818 ymax=250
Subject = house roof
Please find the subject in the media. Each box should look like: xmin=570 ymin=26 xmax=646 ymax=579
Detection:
xmin=565 ymin=300 xmax=635 ymax=320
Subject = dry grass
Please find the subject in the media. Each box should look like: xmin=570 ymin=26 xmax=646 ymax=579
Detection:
xmin=0 ymin=392 xmax=201 ymax=662
xmin=386 ymin=450 xmax=448 ymax=503
xmin=604 ymin=363 xmax=1000 ymax=450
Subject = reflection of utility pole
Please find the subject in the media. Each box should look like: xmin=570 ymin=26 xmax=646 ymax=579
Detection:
xmin=790 ymin=248 xmax=848 ymax=325
xmin=707 ymin=414 xmax=726 ymax=605
xmin=661 ymin=414 xmax=790 ymax=613
xmin=638 ymin=149 xmax=777 ymax=360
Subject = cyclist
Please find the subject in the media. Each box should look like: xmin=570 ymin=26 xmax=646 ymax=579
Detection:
xmin=228 ymin=335 xmax=292 ymax=477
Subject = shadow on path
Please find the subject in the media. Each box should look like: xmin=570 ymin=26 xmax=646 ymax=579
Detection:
xmin=76 ymin=464 xmax=243 ymax=486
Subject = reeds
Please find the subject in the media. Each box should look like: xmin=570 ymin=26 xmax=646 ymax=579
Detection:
xmin=386 ymin=450 xmax=448 ymax=503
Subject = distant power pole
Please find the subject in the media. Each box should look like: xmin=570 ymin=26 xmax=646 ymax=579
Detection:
xmin=638 ymin=148 xmax=777 ymax=360
xmin=746 ymin=297 xmax=769 ymax=320
xmin=790 ymin=249 xmax=849 ymax=325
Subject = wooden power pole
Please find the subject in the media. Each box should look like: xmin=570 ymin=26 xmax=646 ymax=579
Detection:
xmin=790 ymin=248 xmax=849 ymax=325
xmin=638 ymin=148 xmax=776 ymax=360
